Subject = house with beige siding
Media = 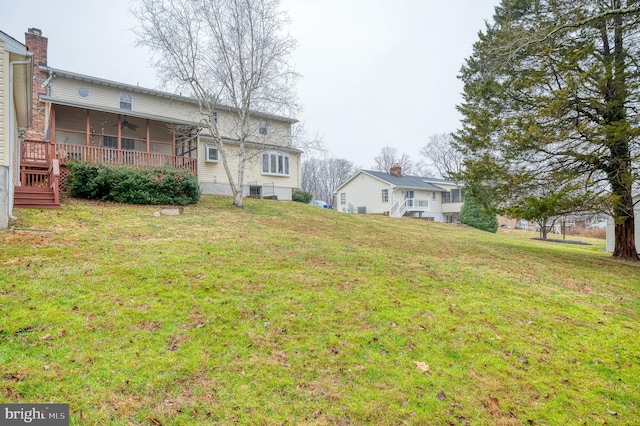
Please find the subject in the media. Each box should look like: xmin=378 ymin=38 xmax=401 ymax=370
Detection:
xmin=0 ymin=30 xmax=32 ymax=227
xmin=334 ymin=165 xmax=465 ymax=222
xmin=14 ymin=28 xmax=300 ymax=208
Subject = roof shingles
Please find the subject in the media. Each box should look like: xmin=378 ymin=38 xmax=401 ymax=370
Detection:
xmin=364 ymin=170 xmax=457 ymax=191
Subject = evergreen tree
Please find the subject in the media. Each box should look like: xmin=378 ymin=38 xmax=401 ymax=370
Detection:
xmin=460 ymin=195 xmax=498 ymax=233
xmin=455 ymin=0 xmax=640 ymax=260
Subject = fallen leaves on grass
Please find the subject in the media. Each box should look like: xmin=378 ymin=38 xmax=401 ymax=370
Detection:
xmin=414 ymin=361 xmax=430 ymax=375
xmin=10 ymin=370 xmax=26 ymax=381
xmin=167 ymin=334 xmax=187 ymax=351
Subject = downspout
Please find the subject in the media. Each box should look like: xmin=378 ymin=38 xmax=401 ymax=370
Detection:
xmin=8 ymin=58 xmax=33 ymax=219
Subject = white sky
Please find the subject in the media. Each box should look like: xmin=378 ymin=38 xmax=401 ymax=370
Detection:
xmin=1 ymin=0 xmax=499 ymax=168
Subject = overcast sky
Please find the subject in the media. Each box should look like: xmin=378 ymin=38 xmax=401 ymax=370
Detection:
xmin=1 ymin=0 xmax=499 ymax=169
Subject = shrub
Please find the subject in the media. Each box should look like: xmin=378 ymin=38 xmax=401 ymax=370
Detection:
xmin=67 ymin=162 xmax=200 ymax=205
xmin=292 ymin=190 xmax=313 ymax=204
xmin=460 ymin=194 xmax=498 ymax=233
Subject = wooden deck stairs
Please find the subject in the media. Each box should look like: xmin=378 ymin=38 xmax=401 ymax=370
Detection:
xmin=14 ymin=140 xmax=61 ymax=209
xmin=14 ymin=185 xmax=59 ymax=209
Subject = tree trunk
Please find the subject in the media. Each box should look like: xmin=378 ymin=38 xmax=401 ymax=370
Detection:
xmin=233 ymin=140 xmax=246 ymax=208
xmin=606 ymin=4 xmax=638 ymax=261
xmin=539 ymin=218 xmax=548 ymax=240
xmin=233 ymin=189 xmax=243 ymax=208
xmin=612 ymin=209 xmax=639 ymax=261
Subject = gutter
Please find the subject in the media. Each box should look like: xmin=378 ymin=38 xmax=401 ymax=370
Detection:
xmin=8 ymin=57 xmax=33 ymax=219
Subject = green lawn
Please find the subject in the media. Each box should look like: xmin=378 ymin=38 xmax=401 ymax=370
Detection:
xmin=1 ymin=196 xmax=638 ymax=425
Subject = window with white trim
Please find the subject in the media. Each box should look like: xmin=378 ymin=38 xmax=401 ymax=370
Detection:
xmin=205 ymin=144 xmax=219 ymax=162
xmin=340 ymin=193 xmax=346 ymax=205
xmin=212 ymin=111 xmax=218 ymax=124
xmin=259 ymin=120 xmax=268 ymax=135
xmin=119 ymin=93 xmax=133 ymax=110
xmin=262 ymin=152 xmax=289 ymax=176
xmin=382 ymin=189 xmax=389 ymax=203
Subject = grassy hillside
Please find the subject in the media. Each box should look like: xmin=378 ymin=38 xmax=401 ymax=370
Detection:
xmin=1 ymin=196 xmax=638 ymax=425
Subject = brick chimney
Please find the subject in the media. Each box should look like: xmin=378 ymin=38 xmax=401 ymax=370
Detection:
xmin=24 ymin=28 xmax=49 ymax=141
xmin=390 ymin=164 xmax=402 ymax=177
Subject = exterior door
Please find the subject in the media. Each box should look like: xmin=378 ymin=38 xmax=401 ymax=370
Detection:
xmin=404 ymin=190 xmax=414 ymax=207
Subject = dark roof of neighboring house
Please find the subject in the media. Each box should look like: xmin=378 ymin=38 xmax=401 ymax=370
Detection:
xmin=363 ymin=170 xmax=459 ymax=191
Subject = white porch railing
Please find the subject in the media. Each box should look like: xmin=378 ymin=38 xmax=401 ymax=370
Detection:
xmin=390 ymin=198 xmax=429 ymax=218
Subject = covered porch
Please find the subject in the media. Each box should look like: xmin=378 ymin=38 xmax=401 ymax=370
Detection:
xmin=35 ymin=104 xmax=198 ymax=174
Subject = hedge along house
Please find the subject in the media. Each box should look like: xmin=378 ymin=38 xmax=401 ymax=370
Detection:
xmin=333 ymin=165 xmax=465 ymax=222
xmin=16 ymin=28 xmax=301 ymax=208
xmin=0 ymin=30 xmax=33 ymax=227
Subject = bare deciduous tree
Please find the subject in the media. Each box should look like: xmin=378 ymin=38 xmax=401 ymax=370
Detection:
xmin=372 ymin=146 xmax=414 ymax=175
xmin=302 ymin=157 xmax=358 ymax=207
xmin=133 ymin=0 xmax=298 ymax=207
xmin=292 ymin=122 xmax=326 ymax=159
xmin=420 ymin=133 xmax=464 ymax=180
xmin=412 ymin=160 xmax=435 ymax=178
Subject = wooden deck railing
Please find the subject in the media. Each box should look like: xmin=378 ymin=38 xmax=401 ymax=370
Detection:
xmin=20 ymin=166 xmax=50 ymax=187
xmin=21 ymin=140 xmax=198 ymax=180
xmin=21 ymin=139 xmax=51 ymax=165
xmin=55 ymin=143 xmax=198 ymax=175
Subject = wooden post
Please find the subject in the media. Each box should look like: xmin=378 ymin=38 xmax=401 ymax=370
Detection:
xmin=172 ymin=127 xmax=176 ymax=168
xmin=86 ymin=109 xmax=91 ymax=146
xmin=146 ymin=119 xmax=150 ymax=166
xmin=117 ymin=114 xmax=122 ymax=164
xmin=50 ymin=105 xmax=56 ymax=162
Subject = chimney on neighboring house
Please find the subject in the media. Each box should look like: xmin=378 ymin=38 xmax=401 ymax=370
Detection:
xmin=24 ymin=28 xmax=49 ymax=141
xmin=390 ymin=164 xmax=402 ymax=177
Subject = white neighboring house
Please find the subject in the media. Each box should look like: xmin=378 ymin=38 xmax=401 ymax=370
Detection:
xmin=605 ymin=198 xmax=640 ymax=253
xmin=333 ymin=165 xmax=465 ymax=222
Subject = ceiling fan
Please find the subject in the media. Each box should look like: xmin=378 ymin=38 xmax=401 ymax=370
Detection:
xmin=113 ymin=116 xmax=138 ymax=131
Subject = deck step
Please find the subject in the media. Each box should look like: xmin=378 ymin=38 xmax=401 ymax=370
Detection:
xmin=14 ymin=186 xmax=60 ymax=209
xmin=14 ymin=204 xmax=60 ymax=209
